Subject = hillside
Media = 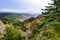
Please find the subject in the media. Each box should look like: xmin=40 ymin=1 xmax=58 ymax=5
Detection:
xmin=0 ymin=13 xmax=26 ymax=23
xmin=23 ymin=10 xmax=60 ymax=40
xmin=29 ymin=11 xmax=60 ymax=40
xmin=0 ymin=10 xmax=60 ymax=40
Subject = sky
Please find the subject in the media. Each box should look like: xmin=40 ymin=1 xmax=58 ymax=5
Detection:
xmin=0 ymin=0 xmax=52 ymax=14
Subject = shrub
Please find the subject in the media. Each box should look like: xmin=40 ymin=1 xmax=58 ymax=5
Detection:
xmin=4 ymin=25 xmax=23 ymax=40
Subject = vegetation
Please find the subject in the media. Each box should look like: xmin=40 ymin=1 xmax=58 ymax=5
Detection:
xmin=0 ymin=0 xmax=60 ymax=40
xmin=4 ymin=24 xmax=23 ymax=40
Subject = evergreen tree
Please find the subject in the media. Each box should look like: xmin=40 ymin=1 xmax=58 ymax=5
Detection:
xmin=41 ymin=0 xmax=60 ymax=14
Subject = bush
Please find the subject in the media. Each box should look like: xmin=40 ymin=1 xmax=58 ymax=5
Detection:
xmin=54 ymin=22 xmax=60 ymax=33
xmin=4 ymin=25 xmax=23 ymax=40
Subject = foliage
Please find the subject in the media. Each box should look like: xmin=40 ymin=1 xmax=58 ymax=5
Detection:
xmin=4 ymin=25 xmax=23 ymax=40
xmin=54 ymin=22 xmax=60 ymax=33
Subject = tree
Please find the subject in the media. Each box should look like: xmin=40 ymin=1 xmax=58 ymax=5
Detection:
xmin=41 ymin=0 xmax=60 ymax=14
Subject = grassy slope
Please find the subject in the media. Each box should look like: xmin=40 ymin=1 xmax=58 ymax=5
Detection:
xmin=30 ymin=10 xmax=60 ymax=40
xmin=23 ymin=10 xmax=60 ymax=40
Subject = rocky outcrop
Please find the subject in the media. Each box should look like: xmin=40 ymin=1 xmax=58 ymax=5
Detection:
xmin=0 ymin=20 xmax=5 ymax=40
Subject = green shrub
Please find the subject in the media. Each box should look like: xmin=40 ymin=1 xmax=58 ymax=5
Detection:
xmin=54 ymin=22 xmax=60 ymax=33
xmin=4 ymin=25 xmax=23 ymax=40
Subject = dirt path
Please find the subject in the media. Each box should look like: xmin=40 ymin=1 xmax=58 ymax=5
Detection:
xmin=25 ymin=18 xmax=40 ymax=40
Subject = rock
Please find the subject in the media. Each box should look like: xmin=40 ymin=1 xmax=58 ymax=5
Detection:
xmin=0 ymin=20 xmax=5 ymax=40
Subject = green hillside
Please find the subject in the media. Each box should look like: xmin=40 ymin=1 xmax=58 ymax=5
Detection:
xmin=2 ymin=10 xmax=60 ymax=40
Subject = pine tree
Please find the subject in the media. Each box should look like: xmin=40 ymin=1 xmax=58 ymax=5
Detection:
xmin=41 ymin=0 xmax=60 ymax=14
xmin=56 ymin=0 xmax=60 ymax=11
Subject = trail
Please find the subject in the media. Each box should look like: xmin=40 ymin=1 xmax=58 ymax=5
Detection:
xmin=25 ymin=18 xmax=40 ymax=40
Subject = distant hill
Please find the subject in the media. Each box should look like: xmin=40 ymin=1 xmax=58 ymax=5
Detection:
xmin=0 ymin=13 xmax=12 ymax=18
xmin=0 ymin=12 xmax=26 ymax=23
xmin=0 ymin=12 xmax=39 ymax=22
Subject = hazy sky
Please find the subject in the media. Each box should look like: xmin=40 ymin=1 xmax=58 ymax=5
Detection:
xmin=0 ymin=0 xmax=52 ymax=14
